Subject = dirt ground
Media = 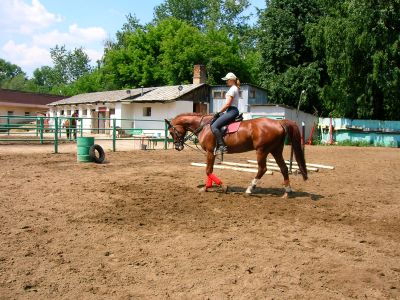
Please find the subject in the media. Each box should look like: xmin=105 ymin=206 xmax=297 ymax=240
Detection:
xmin=0 ymin=146 xmax=399 ymax=299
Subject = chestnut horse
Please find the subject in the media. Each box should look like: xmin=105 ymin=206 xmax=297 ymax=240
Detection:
xmin=165 ymin=113 xmax=307 ymax=197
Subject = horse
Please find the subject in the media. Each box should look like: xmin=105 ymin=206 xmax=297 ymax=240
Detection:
xmin=165 ymin=113 xmax=308 ymax=198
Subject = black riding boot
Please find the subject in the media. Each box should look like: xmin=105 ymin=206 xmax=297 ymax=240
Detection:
xmin=213 ymin=128 xmax=228 ymax=153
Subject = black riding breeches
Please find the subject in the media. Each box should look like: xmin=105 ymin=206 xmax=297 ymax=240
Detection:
xmin=211 ymin=106 xmax=239 ymax=133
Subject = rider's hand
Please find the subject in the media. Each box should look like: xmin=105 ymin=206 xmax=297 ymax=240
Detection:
xmin=214 ymin=112 xmax=221 ymax=118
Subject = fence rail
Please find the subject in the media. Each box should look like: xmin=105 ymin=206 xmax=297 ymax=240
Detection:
xmin=0 ymin=115 xmax=172 ymax=153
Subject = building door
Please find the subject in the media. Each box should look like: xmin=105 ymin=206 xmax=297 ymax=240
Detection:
xmin=193 ymin=103 xmax=208 ymax=114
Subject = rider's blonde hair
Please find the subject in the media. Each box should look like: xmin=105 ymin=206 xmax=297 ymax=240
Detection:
xmin=235 ymin=78 xmax=241 ymax=89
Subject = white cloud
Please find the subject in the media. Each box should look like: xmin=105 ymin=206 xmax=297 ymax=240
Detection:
xmin=85 ymin=49 xmax=104 ymax=64
xmin=0 ymin=0 xmax=62 ymax=34
xmin=33 ymin=24 xmax=107 ymax=47
xmin=2 ymin=40 xmax=51 ymax=69
xmin=0 ymin=1 xmax=106 ymax=75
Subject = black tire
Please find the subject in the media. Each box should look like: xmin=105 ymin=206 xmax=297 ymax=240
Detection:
xmin=89 ymin=144 xmax=105 ymax=164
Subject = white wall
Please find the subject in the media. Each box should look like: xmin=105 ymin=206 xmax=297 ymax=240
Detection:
xmin=249 ymin=105 xmax=318 ymax=141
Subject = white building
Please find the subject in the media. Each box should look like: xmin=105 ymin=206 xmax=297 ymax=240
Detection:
xmin=48 ymin=83 xmax=209 ymax=136
xmin=248 ymin=104 xmax=318 ymax=141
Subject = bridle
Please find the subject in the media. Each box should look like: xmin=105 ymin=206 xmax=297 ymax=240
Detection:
xmin=166 ymin=115 xmax=212 ymax=151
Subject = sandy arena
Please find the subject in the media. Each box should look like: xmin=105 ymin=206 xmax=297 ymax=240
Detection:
xmin=0 ymin=146 xmax=399 ymax=299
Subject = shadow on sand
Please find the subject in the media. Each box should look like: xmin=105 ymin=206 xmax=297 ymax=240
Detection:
xmin=198 ymin=185 xmax=324 ymax=201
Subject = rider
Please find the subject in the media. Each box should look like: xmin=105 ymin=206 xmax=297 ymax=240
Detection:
xmin=211 ymin=72 xmax=240 ymax=153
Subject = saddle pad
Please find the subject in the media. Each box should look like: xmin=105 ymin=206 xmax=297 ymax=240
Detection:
xmin=226 ymin=121 xmax=241 ymax=134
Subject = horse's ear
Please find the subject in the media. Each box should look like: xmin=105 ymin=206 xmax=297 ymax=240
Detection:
xmin=164 ymin=119 xmax=171 ymax=128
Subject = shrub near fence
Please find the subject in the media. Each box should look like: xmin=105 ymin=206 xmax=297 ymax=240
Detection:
xmin=0 ymin=115 xmax=173 ymax=153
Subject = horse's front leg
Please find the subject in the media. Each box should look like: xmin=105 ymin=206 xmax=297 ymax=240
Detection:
xmin=246 ymin=149 xmax=268 ymax=194
xmin=199 ymin=151 xmax=227 ymax=193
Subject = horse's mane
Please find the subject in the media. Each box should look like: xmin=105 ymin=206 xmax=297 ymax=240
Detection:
xmin=175 ymin=112 xmax=213 ymax=118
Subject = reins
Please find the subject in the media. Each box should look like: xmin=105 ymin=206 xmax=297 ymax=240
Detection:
xmin=166 ymin=115 xmax=223 ymax=161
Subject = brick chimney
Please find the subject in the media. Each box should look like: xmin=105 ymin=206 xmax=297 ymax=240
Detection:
xmin=193 ymin=65 xmax=206 ymax=84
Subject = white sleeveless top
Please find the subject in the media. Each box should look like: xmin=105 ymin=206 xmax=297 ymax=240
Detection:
xmin=226 ymin=85 xmax=239 ymax=107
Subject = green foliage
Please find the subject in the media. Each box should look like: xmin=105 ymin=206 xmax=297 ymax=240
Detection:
xmin=305 ymin=0 xmax=400 ymax=120
xmin=102 ymin=17 xmax=251 ymax=88
xmin=0 ymin=58 xmax=25 ymax=83
xmin=257 ymin=0 xmax=323 ymax=111
xmin=49 ymin=45 xmax=92 ymax=84
xmin=154 ymin=0 xmax=251 ymax=33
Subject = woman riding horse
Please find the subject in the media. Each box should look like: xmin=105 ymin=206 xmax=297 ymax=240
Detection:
xmin=165 ymin=91 xmax=308 ymax=197
xmin=211 ymin=72 xmax=240 ymax=153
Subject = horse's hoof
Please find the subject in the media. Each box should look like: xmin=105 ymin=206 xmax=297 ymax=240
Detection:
xmin=245 ymin=186 xmax=253 ymax=194
xmin=198 ymin=187 xmax=208 ymax=193
xmin=219 ymin=184 xmax=228 ymax=193
xmin=282 ymin=192 xmax=293 ymax=199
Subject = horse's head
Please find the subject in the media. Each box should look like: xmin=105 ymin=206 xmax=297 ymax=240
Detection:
xmin=165 ymin=118 xmax=187 ymax=151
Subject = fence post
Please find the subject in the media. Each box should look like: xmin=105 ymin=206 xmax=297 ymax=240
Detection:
xmin=54 ymin=117 xmax=59 ymax=153
xmin=59 ymin=118 xmax=62 ymax=138
xmin=164 ymin=120 xmax=168 ymax=150
xmin=39 ymin=117 xmax=44 ymax=144
xmin=112 ymin=118 xmax=116 ymax=152
xmin=36 ymin=118 xmax=39 ymax=137
xmin=7 ymin=116 xmax=10 ymax=135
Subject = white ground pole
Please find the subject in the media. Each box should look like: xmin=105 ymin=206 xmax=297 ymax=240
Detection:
xmin=221 ymin=161 xmax=283 ymax=172
xmin=267 ymin=159 xmax=335 ymax=170
xmin=246 ymin=160 xmax=319 ymax=172
xmin=190 ymin=163 xmax=273 ymax=175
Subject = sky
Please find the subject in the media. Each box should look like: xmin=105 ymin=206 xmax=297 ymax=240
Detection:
xmin=0 ymin=0 xmax=266 ymax=76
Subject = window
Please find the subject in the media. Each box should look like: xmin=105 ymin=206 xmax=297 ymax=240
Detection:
xmin=143 ymin=107 xmax=151 ymax=117
xmin=213 ymin=91 xmax=222 ymax=99
xmin=25 ymin=112 xmax=30 ymax=116
xmin=222 ymin=91 xmax=227 ymax=98
xmin=60 ymin=110 xmax=64 ymax=116
xmin=7 ymin=111 xmax=14 ymax=116
xmin=239 ymin=91 xmax=243 ymax=98
xmin=249 ymin=90 xmax=256 ymax=98
xmin=67 ymin=110 xmax=71 ymax=116
xmin=82 ymin=109 xmax=87 ymax=116
xmin=109 ymin=108 xmax=115 ymax=115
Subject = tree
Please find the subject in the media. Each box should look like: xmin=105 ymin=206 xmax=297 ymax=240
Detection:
xmin=257 ymin=0 xmax=323 ymax=111
xmin=102 ymin=17 xmax=251 ymax=88
xmin=154 ymin=0 xmax=251 ymax=33
xmin=50 ymin=45 xmax=92 ymax=84
xmin=0 ymin=58 xmax=25 ymax=84
xmin=306 ymin=0 xmax=400 ymax=120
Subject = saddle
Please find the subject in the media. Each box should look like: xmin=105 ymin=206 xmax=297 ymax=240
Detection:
xmin=221 ymin=113 xmax=243 ymax=135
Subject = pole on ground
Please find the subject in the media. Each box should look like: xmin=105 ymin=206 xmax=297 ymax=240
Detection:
xmin=54 ymin=117 xmax=59 ymax=153
xmin=112 ymin=118 xmax=116 ymax=152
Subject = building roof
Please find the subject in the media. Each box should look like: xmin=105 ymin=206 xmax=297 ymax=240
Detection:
xmin=49 ymin=84 xmax=207 ymax=106
xmin=127 ymin=84 xmax=206 ymax=103
xmin=0 ymin=89 xmax=64 ymax=106
xmin=48 ymin=87 xmax=156 ymax=106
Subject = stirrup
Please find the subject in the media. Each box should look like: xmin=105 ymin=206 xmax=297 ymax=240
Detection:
xmin=214 ymin=145 xmax=228 ymax=154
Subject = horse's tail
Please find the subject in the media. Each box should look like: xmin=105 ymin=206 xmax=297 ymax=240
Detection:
xmin=282 ymin=120 xmax=308 ymax=180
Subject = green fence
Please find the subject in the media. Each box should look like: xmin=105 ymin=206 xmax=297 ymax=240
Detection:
xmin=0 ymin=115 xmax=173 ymax=153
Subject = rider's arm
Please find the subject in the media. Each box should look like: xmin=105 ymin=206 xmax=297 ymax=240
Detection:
xmin=219 ymin=95 xmax=233 ymax=113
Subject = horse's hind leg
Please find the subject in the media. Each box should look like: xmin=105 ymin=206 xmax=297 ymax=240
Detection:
xmin=272 ymin=150 xmax=292 ymax=198
xmin=246 ymin=149 xmax=268 ymax=194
